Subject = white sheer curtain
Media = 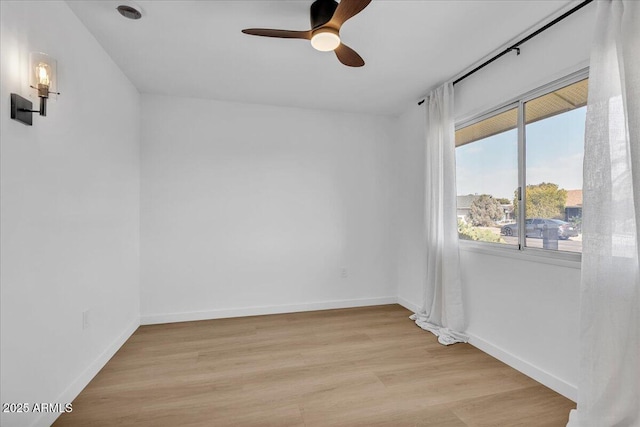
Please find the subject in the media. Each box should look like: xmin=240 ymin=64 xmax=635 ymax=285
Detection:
xmin=410 ymin=83 xmax=468 ymax=346
xmin=568 ymin=1 xmax=639 ymax=425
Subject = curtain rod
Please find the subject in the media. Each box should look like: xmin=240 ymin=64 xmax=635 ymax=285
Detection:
xmin=417 ymin=0 xmax=593 ymax=106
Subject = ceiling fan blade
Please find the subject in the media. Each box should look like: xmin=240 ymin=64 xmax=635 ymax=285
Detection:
xmin=330 ymin=0 xmax=372 ymax=28
xmin=334 ymin=43 xmax=364 ymax=67
xmin=242 ymin=28 xmax=312 ymax=39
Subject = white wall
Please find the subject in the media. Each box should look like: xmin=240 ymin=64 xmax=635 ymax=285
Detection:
xmin=0 ymin=2 xmax=140 ymax=426
xmin=140 ymin=95 xmax=396 ymax=323
xmin=392 ymin=105 xmax=427 ymax=309
xmin=454 ymin=1 xmax=594 ymax=122
xmin=394 ymin=2 xmax=595 ymax=401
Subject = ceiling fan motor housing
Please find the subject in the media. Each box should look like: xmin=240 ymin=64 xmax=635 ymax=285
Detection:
xmin=310 ymin=0 xmax=339 ymax=29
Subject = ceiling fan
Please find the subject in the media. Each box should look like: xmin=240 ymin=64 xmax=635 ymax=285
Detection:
xmin=241 ymin=0 xmax=372 ymax=67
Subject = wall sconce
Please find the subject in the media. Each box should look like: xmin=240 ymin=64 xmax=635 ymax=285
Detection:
xmin=10 ymin=52 xmax=60 ymax=126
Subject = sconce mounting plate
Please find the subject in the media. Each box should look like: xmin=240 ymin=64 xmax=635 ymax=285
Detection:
xmin=10 ymin=93 xmax=33 ymax=126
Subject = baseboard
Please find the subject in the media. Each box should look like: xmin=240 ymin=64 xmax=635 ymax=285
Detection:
xmin=140 ymin=296 xmax=398 ymax=325
xmin=467 ymin=332 xmax=578 ymax=402
xmin=35 ymin=317 xmax=140 ymax=427
xmin=397 ymin=296 xmax=420 ymax=314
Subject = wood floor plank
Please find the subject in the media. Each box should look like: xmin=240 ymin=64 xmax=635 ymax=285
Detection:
xmin=53 ymin=305 xmax=575 ymax=426
xmin=453 ymin=385 xmax=575 ymax=426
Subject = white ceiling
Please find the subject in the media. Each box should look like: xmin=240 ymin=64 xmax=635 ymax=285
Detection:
xmin=66 ymin=0 xmax=572 ymax=116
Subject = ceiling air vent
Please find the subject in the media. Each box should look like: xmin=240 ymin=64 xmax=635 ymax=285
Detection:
xmin=117 ymin=5 xmax=142 ymax=20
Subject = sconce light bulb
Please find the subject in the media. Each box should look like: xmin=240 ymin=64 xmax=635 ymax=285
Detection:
xmin=36 ymin=63 xmax=51 ymax=87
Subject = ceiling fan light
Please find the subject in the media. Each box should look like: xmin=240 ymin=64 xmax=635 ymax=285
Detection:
xmin=311 ymin=31 xmax=340 ymax=51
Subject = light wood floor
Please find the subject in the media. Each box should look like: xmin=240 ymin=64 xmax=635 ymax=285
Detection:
xmin=54 ymin=305 xmax=575 ymax=426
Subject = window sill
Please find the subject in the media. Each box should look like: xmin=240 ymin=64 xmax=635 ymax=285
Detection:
xmin=458 ymin=239 xmax=582 ymax=269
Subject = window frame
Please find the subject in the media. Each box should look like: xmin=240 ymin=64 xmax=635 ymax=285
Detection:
xmin=455 ymin=68 xmax=588 ymax=265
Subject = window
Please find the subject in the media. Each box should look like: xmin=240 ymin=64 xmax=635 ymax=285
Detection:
xmin=455 ymin=106 xmax=518 ymax=247
xmin=456 ymin=74 xmax=588 ymax=256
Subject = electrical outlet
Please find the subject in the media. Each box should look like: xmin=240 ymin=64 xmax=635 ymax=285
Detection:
xmin=82 ymin=310 xmax=90 ymax=330
xmin=340 ymin=268 xmax=348 ymax=278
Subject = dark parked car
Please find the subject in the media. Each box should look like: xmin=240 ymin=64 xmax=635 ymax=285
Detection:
xmin=501 ymin=218 xmax=579 ymax=240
